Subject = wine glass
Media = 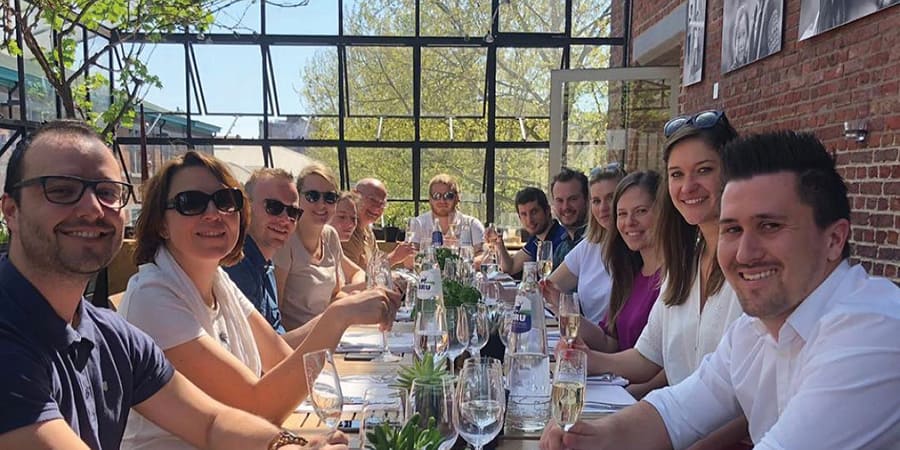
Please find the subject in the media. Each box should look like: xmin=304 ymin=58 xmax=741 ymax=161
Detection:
xmin=405 ymin=217 xmax=420 ymax=251
xmin=302 ymin=349 xmax=343 ymax=430
xmin=367 ymin=254 xmax=401 ymax=362
xmin=408 ymin=377 xmax=458 ymax=450
xmin=446 ymin=307 xmax=470 ymax=375
xmin=397 ymin=279 xmax=416 ymax=321
xmin=558 ymin=292 xmax=581 ymax=347
xmin=360 ymin=387 xmax=405 ymax=448
xmin=414 ymin=309 xmax=449 ymax=360
xmin=454 ymin=361 xmax=505 ymax=450
xmin=552 ymin=349 xmax=587 ymax=431
xmin=536 ymin=240 xmax=554 ymax=280
xmin=466 ymin=303 xmax=490 ymax=358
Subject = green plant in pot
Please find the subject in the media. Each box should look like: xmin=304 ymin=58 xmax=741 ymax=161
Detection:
xmin=364 ymin=413 xmax=443 ymax=450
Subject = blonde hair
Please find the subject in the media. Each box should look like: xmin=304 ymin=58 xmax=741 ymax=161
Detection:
xmin=428 ymin=173 xmax=459 ymax=195
xmin=297 ymin=162 xmax=338 ymax=192
xmin=244 ymin=168 xmax=294 ymax=199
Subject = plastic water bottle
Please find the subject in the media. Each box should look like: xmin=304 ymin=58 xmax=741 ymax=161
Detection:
xmin=416 ymin=245 xmax=443 ymax=315
xmin=431 ymin=218 xmax=444 ymax=248
xmin=506 ymin=262 xmax=550 ymax=431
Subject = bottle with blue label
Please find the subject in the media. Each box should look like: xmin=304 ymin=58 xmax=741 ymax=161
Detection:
xmin=506 ymin=262 xmax=550 ymax=431
xmin=431 ymin=218 xmax=444 ymax=248
xmin=416 ymin=245 xmax=443 ymax=314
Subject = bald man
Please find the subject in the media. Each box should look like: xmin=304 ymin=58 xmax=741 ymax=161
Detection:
xmin=343 ymin=178 xmax=414 ymax=268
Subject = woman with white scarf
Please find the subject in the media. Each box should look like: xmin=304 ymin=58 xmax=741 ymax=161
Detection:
xmin=119 ymin=151 xmax=392 ymax=450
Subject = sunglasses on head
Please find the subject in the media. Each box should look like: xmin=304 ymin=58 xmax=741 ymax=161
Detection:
xmin=264 ymin=198 xmax=302 ymax=220
xmin=664 ymin=110 xmax=728 ymax=138
xmin=430 ymin=191 xmax=457 ymax=201
xmin=166 ymin=188 xmax=243 ymax=216
xmin=590 ymin=161 xmax=626 ymax=178
xmin=302 ymin=190 xmax=339 ymax=204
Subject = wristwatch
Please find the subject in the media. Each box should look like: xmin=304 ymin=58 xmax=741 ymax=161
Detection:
xmin=268 ymin=430 xmax=308 ymax=449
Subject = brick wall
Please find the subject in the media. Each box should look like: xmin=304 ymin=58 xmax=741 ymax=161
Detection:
xmin=630 ymin=0 xmax=900 ymax=281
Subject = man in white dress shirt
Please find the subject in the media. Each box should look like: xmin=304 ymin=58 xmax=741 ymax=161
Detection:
xmin=540 ymin=131 xmax=900 ymax=449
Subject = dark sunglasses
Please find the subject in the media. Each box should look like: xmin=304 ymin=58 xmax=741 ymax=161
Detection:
xmin=264 ymin=198 xmax=302 ymax=220
xmin=664 ymin=110 xmax=728 ymax=138
xmin=302 ymin=190 xmax=339 ymax=204
xmin=430 ymin=191 xmax=457 ymax=201
xmin=590 ymin=161 xmax=626 ymax=179
xmin=11 ymin=175 xmax=133 ymax=210
xmin=166 ymin=188 xmax=243 ymax=216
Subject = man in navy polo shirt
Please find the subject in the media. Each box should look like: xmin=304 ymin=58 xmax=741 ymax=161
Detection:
xmin=487 ymin=187 xmax=568 ymax=276
xmin=549 ymin=167 xmax=589 ymax=268
xmin=0 ymin=120 xmax=343 ymax=449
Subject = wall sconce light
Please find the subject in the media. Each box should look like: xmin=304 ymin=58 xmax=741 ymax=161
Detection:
xmin=843 ymin=119 xmax=868 ymax=143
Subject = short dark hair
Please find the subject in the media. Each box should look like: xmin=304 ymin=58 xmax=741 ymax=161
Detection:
xmin=723 ymin=131 xmax=851 ymax=259
xmin=514 ymin=187 xmax=550 ymax=212
xmin=3 ymin=120 xmax=105 ymax=201
xmin=550 ymin=167 xmax=588 ymax=200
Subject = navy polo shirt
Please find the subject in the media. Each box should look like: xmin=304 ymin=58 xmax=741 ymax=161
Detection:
xmin=552 ymin=223 xmax=586 ymax=269
xmin=224 ymin=236 xmax=285 ymax=334
xmin=521 ymin=219 xmax=570 ymax=260
xmin=0 ymin=257 xmax=174 ymax=449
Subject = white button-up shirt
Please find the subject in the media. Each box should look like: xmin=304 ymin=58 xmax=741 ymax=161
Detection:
xmin=645 ymin=262 xmax=900 ymax=449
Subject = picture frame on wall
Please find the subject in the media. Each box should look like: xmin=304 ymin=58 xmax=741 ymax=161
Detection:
xmin=683 ymin=0 xmax=707 ymax=86
xmin=799 ymin=0 xmax=900 ymax=40
xmin=722 ymin=0 xmax=784 ymax=73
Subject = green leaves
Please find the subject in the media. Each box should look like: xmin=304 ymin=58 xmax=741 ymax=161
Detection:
xmin=391 ymin=352 xmax=448 ymax=392
xmin=443 ymin=279 xmax=480 ymax=309
xmin=364 ymin=414 xmax=443 ymax=450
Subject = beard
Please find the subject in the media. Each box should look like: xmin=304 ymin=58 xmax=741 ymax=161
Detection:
xmin=18 ymin=214 xmax=121 ymax=278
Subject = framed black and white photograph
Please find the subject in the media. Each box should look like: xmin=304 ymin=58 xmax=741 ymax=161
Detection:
xmin=722 ymin=0 xmax=784 ymax=73
xmin=800 ymin=0 xmax=900 ymax=40
xmin=683 ymin=0 xmax=706 ymax=86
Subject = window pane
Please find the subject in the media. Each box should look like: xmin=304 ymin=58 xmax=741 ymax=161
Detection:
xmin=344 ymin=117 xmax=415 ymax=141
xmin=500 ymin=0 xmax=565 ymax=33
xmin=345 ymin=46 xmax=413 ymax=117
xmin=347 ymin=147 xmax=413 ymax=200
xmin=0 ymin=131 xmax=21 ymax=191
xmin=494 ymin=148 xmax=549 ymax=227
xmin=573 ymin=0 xmax=613 ymax=38
xmin=269 ymin=46 xmax=338 ymax=116
xmin=343 ymin=0 xmax=415 ymax=36
xmin=297 ymin=146 xmax=340 ymax=177
xmin=420 ymin=117 xmax=487 ymax=142
xmin=570 ymin=45 xmax=614 ymax=69
xmin=496 ymin=48 xmax=563 ymax=118
xmin=421 ymin=47 xmax=486 ymax=118
xmin=421 ymin=148 xmax=486 ymax=221
xmin=193 ymin=45 xmax=262 ymax=114
xmin=209 ymin=1 xmax=260 ymax=33
xmin=266 ymin=0 xmax=337 ymax=35
xmin=192 ymin=115 xmax=259 ymax=139
xmin=495 ymin=118 xmax=550 ymax=142
xmin=564 ymin=80 xmax=610 ymax=172
xmin=139 ymin=44 xmax=187 ymax=113
xmin=420 ymin=0 xmax=491 ymax=37
xmin=22 ymin=20 xmax=56 ymax=122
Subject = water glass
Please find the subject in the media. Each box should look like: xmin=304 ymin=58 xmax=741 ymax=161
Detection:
xmin=454 ymin=362 xmax=505 ymax=450
xmin=558 ymin=292 xmax=581 ymax=347
xmin=466 ymin=303 xmax=491 ymax=358
xmin=368 ymin=253 xmax=401 ymax=362
xmin=408 ymin=377 xmax=458 ymax=450
xmin=302 ymin=349 xmax=343 ymax=430
xmin=360 ymin=387 xmax=405 ymax=448
xmin=446 ymin=307 xmax=470 ymax=375
xmin=405 ymin=217 xmax=419 ymax=250
xmin=414 ymin=310 xmax=449 ymax=360
xmin=552 ymin=349 xmax=587 ymax=431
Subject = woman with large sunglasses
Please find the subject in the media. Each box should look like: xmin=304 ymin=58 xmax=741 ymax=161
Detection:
xmin=541 ymin=111 xmax=750 ymax=449
xmin=273 ymin=162 xmax=359 ymax=329
xmin=118 ymin=151 xmax=372 ymax=449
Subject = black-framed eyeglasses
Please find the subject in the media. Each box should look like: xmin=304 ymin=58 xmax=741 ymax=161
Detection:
xmin=430 ymin=191 xmax=457 ymax=201
xmin=664 ymin=110 xmax=728 ymax=138
xmin=302 ymin=190 xmax=339 ymax=204
xmin=264 ymin=198 xmax=302 ymax=221
xmin=590 ymin=161 xmax=626 ymax=178
xmin=11 ymin=175 xmax=133 ymax=210
xmin=166 ymin=188 xmax=243 ymax=216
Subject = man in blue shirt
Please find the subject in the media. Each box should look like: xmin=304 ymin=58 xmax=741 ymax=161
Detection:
xmin=225 ymin=168 xmax=300 ymax=334
xmin=0 ymin=120 xmax=343 ymax=449
xmin=549 ymin=167 xmax=589 ymax=268
xmin=487 ymin=187 xmax=568 ymax=276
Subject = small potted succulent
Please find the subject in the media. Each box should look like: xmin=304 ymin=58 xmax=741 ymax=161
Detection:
xmin=364 ymin=414 xmax=443 ymax=450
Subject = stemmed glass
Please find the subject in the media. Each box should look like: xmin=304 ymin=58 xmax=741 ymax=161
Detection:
xmin=558 ymin=292 xmax=581 ymax=347
xmin=445 ymin=307 xmax=470 ymax=375
xmin=536 ymin=240 xmax=554 ymax=280
xmin=397 ymin=279 xmax=416 ymax=321
xmin=367 ymin=252 xmax=401 ymax=362
xmin=551 ymin=349 xmax=587 ymax=432
xmin=466 ymin=303 xmax=490 ymax=358
xmin=414 ymin=309 xmax=449 ymax=360
xmin=454 ymin=361 xmax=505 ymax=450
xmin=404 ymin=217 xmax=419 ymax=250
xmin=359 ymin=387 xmax=405 ymax=448
xmin=408 ymin=377 xmax=458 ymax=450
xmin=303 ymin=349 xmax=343 ymax=430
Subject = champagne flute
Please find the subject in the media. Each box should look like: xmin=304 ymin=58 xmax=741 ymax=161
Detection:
xmin=454 ymin=362 xmax=505 ymax=450
xmin=536 ymin=240 xmax=554 ymax=280
xmin=303 ymin=349 xmax=343 ymax=430
xmin=551 ymin=349 xmax=587 ymax=431
xmin=405 ymin=217 xmax=419 ymax=251
xmin=360 ymin=387 xmax=405 ymax=448
xmin=446 ymin=307 xmax=469 ymax=375
xmin=558 ymin=292 xmax=581 ymax=347
xmin=414 ymin=310 xmax=449 ymax=360
xmin=408 ymin=377 xmax=458 ymax=450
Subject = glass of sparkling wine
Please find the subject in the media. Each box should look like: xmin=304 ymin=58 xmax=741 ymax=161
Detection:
xmin=303 ymin=349 xmax=344 ymax=430
xmin=558 ymin=292 xmax=581 ymax=347
xmin=414 ymin=310 xmax=449 ymax=360
xmin=552 ymin=349 xmax=587 ymax=431
xmin=536 ymin=240 xmax=554 ymax=279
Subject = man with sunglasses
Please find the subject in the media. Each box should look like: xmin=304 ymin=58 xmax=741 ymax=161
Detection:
xmin=0 ymin=120 xmax=343 ymax=449
xmin=224 ymin=168 xmax=300 ymax=334
xmin=412 ymin=173 xmax=485 ymax=253
xmin=343 ymin=178 xmax=415 ymax=270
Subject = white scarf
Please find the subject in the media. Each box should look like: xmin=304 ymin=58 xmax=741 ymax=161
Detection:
xmin=148 ymin=246 xmax=261 ymax=376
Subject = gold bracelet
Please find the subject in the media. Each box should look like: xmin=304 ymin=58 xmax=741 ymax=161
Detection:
xmin=268 ymin=430 xmax=308 ymax=449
